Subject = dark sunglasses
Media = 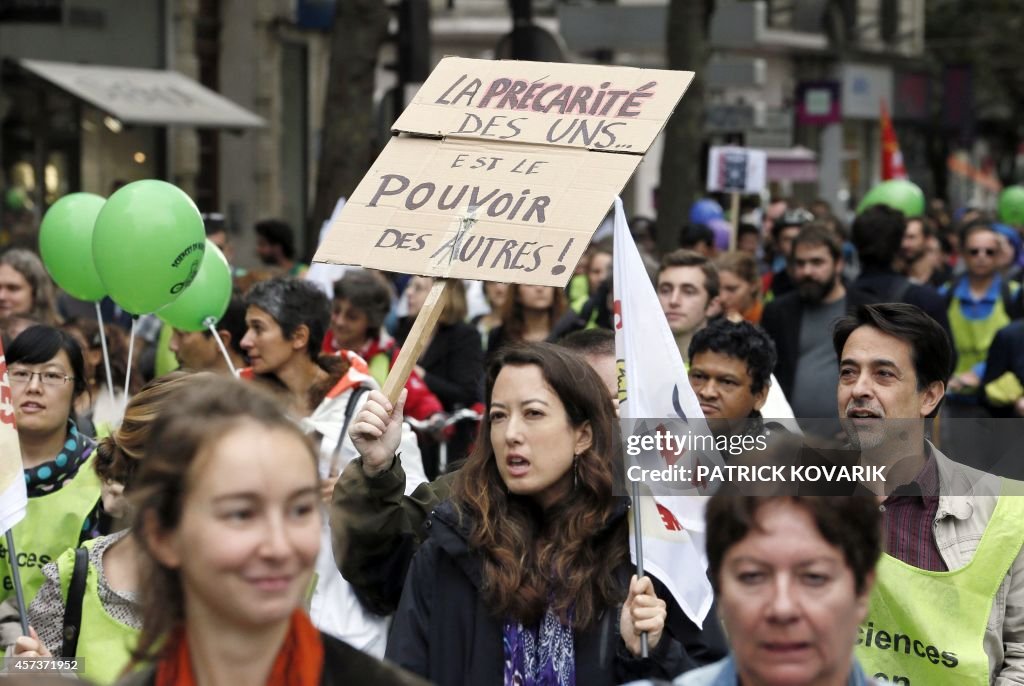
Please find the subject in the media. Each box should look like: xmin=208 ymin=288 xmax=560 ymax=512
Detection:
xmin=968 ymin=248 xmax=997 ymax=257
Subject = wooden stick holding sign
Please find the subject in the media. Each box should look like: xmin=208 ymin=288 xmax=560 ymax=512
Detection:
xmin=382 ymin=279 xmax=452 ymax=405
xmin=729 ymin=192 xmax=740 ymax=252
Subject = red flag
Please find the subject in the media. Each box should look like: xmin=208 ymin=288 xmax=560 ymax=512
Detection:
xmin=880 ymin=99 xmax=907 ymax=180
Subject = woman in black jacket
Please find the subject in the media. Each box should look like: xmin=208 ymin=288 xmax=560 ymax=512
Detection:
xmin=351 ymin=343 xmax=690 ymax=685
xmin=397 ymin=277 xmax=483 ymax=475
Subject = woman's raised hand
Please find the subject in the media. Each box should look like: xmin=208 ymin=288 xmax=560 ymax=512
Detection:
xmin=349 ymin=388 xmax=407 ymax=477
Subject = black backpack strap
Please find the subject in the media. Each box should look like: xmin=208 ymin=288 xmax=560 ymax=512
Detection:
xmin=61 ymin=547 xmax=89 ymax=657
xmin=1002 ymin=280 xmax=1024 ymax=320
xmin=331 ymin=385 xmax=370 ymax=463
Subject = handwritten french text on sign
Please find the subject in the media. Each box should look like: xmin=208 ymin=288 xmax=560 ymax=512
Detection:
xmin=315 ymin=57 xmax=692 ymax=286
xmin=316 ymin=136 xmax=641 ymax=286
xmin=706 ymin=146 xmax=767 ymax=194
xmin=394 ymin=57 xmax=694 ymax=152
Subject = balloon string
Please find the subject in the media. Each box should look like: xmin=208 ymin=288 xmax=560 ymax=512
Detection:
xmin=206 ymin=320 xmax=238 ymax=377
xmin=94 ymin=302 xmax=117 ymax=414
xmin=123 ymin=317 xmax=137 ymax=419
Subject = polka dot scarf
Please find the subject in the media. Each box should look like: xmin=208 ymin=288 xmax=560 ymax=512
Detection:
xmin=24 ymin=421 xmax=96 ymax=497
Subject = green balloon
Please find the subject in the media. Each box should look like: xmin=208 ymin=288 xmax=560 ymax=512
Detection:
xmin=39 ymin=193 xmax=107 ymax=301
xmin=92 ymin=180 xmax=205 ymax=315
xmin=856 ymin=180 xmax=925 ymax=218
xmin=157 ymin=241 xmax=232 ymax=332
xmin=998 ymin=186 xmax=1024 ymax=227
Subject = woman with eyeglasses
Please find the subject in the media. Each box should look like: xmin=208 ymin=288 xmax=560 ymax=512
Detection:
xmin=1 ymin=325 xmax=105 ymax=612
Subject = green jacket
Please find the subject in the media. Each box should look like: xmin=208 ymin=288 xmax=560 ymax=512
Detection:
xmin=331 ymin=455 xmax=455 ymax=615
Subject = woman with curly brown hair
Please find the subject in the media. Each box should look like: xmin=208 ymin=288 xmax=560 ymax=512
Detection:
xmin=350 ymin=343 xmax=691 ymax=685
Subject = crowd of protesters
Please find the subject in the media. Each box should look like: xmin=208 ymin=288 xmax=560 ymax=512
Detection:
xmin=1 ymin=191 xmax=1024 ymax=686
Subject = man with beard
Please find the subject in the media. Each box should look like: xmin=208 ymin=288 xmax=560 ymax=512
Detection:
xmin=761 ymin=222 xmax=875 ymax=431
xmin=901 ymin=216 xmax=952 ymax=287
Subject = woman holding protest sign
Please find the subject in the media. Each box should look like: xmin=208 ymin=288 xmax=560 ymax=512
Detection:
xmin=10 ymin=372 xmax=209 ymax=685
xmin=114 ymin=377 xmax=425 ymax=686
xmin=0 ymin=325 xmax=105 ymax=617
xmin=238 ymin=276 xmax=426 ymax=653
xmin=351 ymin=342 xmax=692 ymax=685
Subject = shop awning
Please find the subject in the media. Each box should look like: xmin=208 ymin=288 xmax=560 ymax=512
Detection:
xmin=764 ymin=146 xmax=819 ymax=183
xmin=19 ymin=58 xmax=266 ymax=129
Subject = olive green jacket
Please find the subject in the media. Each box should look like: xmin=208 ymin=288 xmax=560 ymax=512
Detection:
xmin=331 ymin=455 xmax=455 ymax=615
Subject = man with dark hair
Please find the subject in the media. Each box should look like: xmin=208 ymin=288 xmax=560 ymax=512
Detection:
xmin=831 ymin=302 xmax=1024 ymax=684
xmin=679 ymin=224 xmax=715 ymax=257
xmin=657 ymin=250 xmax=720 ymax=364
xmin=168 ymin=297 xmax=248 ymax=374
xmin=255 ymin=218 xmax=308 ymax=276
xmin=762 ymin=222 xmax=875 ymax=429
xmin=850 ymin=205 xmax=952 ymax=343
xmin=736 ymin=223 xmax=760 ymax=256
xmin=559 ymin=328 xmax=617 ymax=401
xmin=765 ymin=207 xmax=814 ymax=298
xmin=687 ymin=319 xmax=776 ymax=436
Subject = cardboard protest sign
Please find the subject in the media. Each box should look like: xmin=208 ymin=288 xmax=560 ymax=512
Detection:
xmin=393 ymin=56 xmax=692 ymax=152
xmin=706 ymin=146 xmax=767 ymax=194
xmin=314 ymin=57 xmax=693 ymax=287
xmin=320 ymin=136 xmax=641 ymax=285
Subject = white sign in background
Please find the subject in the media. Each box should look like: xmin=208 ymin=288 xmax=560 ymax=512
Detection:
xmin=706 ymin=146 xmax=767 ymax=194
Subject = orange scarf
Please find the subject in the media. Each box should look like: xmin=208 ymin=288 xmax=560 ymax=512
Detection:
xmin=155 ymin=610 xmax=323 ymax=686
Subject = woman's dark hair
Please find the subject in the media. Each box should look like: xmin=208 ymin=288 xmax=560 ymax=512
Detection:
xmin=68 ymin=319 xmax=142 ymax=394
xmin=498 ymin=284 xmax=567 ymax=343
xmin=688 ymin=319 xmax=777 ymax=396
xmin=706 ymin=495 xmax=881 ymax=595
xmin=130 ymin=376 xmax=317 ymax=664
xmin=451 ymin=343 xmax=624 ymax=629
xmin=333 ymin=270 xmax=393 ymax=337
xmin=832 ymin=303 xmax=952 ymax=418
xmin=244 ymin=277 xmax=330 ymax=360
xmin=7 ymin=325 xmax=88 ymax=402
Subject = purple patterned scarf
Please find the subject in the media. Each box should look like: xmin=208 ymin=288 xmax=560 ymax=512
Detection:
xmin=502 ymin=607 xmax=575 ymax=686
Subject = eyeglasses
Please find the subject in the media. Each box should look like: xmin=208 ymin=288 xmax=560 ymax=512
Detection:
xmin=968 ymin=248 xmax=997 ymax=257
xmin=8 ymin=368 xmax=75 ymax=387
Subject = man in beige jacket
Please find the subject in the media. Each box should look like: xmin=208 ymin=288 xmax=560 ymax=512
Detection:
xmin=833 ymin=302 xmax=1024 ymax=685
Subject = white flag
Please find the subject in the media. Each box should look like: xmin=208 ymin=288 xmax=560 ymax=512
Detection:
xmin=612 ymin=197 xmax=714 ymax=628
xmin=0 ymin=339 xmax=27 ymax=535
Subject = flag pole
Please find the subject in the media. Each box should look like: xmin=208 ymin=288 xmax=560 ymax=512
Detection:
xmin=729 ymin=191 xmax=740 ymax=251
xmin=631 ymin=478 xmax=649 ymax=658
xmin=5 ymin=530 xmax=30 ymax=635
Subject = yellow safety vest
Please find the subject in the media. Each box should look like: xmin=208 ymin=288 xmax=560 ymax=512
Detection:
xmin=856 ymin=481 xmax=1024 ymax=685
xmin=948 ymin=293 xmax=1011 ymax=382
xmin=0 ymin=453 xmax=102 ymax=605
xmin=55 ymin=538 xmax=138 ymax=685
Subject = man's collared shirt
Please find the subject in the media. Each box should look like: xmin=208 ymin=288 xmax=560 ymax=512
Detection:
xmin=881 ymin=450 xmax=947 ymax=571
